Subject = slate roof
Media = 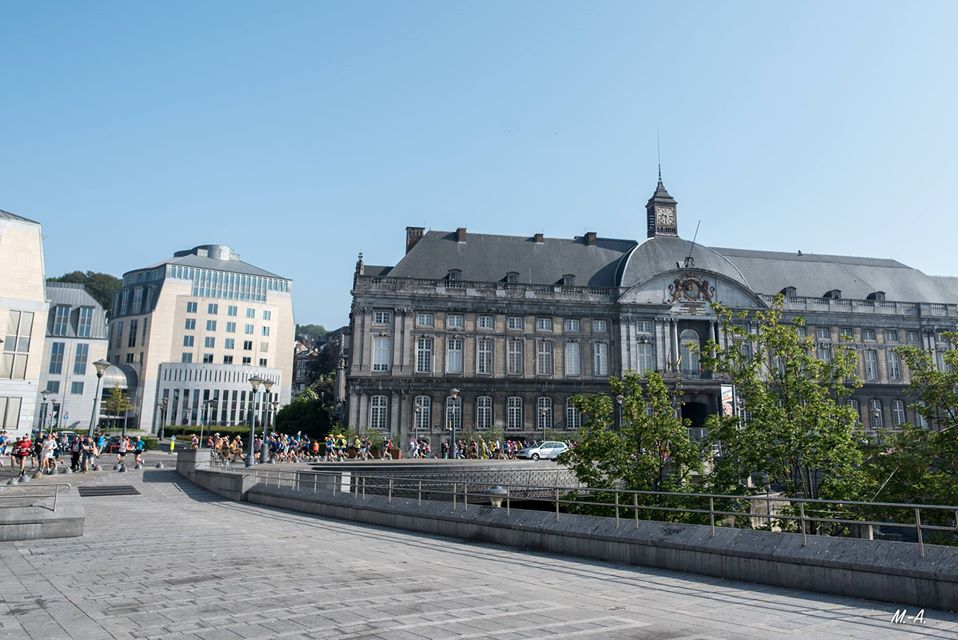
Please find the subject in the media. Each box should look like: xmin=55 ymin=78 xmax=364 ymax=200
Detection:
xmin=0 ymin=208 xmax=40 ymax=225
xmin=619 ymin=236 xmax=750 ymax=288
xmin=712 ymin=247 xmax=955 ymax=303
xmin=139 ymin=253 xmax=287 ymax=280
xmin=45 ymin=282 xmax=109 ymax=339
xmin=387 ymin=230 xmax=637 ymax=288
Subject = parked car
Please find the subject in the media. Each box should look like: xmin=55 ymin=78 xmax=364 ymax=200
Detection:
xmin=517 ymin=441 xmax=568 ymax=460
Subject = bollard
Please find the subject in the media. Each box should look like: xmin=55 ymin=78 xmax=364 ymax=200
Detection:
xmin=112 ymin=464 xmax=120 ymax=471
xmin=61 ymin=466 xmax=72 ymax=474
xmin=155 ymin=462 xmax=164 ymax=469
xmin=6 ymin=477 xmax=18 ymax=485
xmin=388 ymin=478 xmax=393 ymax=503
xmin=118 ymin=464 xmax=126 ymax=473
xmin=45 ymin=467 xmax=56 ymax=475
xmin=32 ymin=471 xmax=43 ymax=480
xmin=19 ymin=473 xmax=31 ymax=483
xmin=134 ymin=463 xmax=143 ymax=470
xmin=93 ymin=464 xmax=102 ymax=471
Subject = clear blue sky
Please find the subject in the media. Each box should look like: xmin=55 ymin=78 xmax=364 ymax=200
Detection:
xmin=2 ymin=1 xmax=956 ymax=328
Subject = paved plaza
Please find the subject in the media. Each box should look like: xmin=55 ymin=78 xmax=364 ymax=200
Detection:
xmin=0 ymin=468 xmax=956 ymax=640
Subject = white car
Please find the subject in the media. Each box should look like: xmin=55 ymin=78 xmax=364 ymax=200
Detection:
xmin=517 ymin=441 xmax=568 ymax=460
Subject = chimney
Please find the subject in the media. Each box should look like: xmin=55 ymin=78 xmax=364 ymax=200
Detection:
xmin=584 ymin=231 xmax=597 ymax=246
xmin=533 ymin=233 xmax=544 ymax=243
xmin=406 ymin=226 xmax=425 ymax=253
xmin=456 ymin=227 xmax=467 ymax=243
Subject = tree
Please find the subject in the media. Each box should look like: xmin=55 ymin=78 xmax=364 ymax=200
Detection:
xmin=49 ymin=271 xmax=121 ymax=312
xmin=103 ymin=384 xmax=133 ymax=434
xmin=700 ymin=297 xmax=867 ymax=502
xmin=296 ymin=324 xmax=327 ymax=342
xmin=274 ymin=375 xmax=336 ymax=437
xmin=561 ymin=371 xmax=703 ymax=494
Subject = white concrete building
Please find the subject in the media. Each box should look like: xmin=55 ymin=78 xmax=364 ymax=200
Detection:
xmin=107 ymin=244 xmax=294 ymax=433
xmin=36 ymin=282 xmax=109 ymax=432
xmin=0 ymin=210 xmax=49 ymax=436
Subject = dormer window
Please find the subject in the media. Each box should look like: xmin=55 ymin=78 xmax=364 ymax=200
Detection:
xmin=447 ymin=269 xmax=462 ymax=281
xmin=561 ymin=274 xmax=576 ymax=286
xmin=866 ymin=291 xmax=886 ymax=302
xmin=780 ymin=286 xmax=797 ymax=298
xmin=505 ymin=272 xmax=519 ymax=284
xmin=823 ymin=289 xmax=842 ymax=299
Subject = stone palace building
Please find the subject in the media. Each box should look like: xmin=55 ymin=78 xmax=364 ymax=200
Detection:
xmin=344 ymin=178 xmax=958 ymax=444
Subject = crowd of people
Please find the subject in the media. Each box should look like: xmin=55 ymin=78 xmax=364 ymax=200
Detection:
xmin=0 ymin=430 xmax=146 ymax=475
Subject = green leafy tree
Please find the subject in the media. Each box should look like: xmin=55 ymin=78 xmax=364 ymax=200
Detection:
xmin=560 ymin=371 xmax=703 ymax=493
xmin=274 ymin=375 xmax=336 ymax=437
xmin=296 ymin=324 xmax=327 ymax=342
xmin=49 ymin=271 xmax=121 ymax=313
xmin=700 ymin=297 xmax=867 ymax=502
xmin=103 ymin=384 xmax=132 ymax=417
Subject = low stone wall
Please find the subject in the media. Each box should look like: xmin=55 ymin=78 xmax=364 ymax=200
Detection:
xmin=246 ymin=484 xmax=958 ymax=612
xmin=176 ymin=449 xmax=256 ymax=501
xmin=0 ymin=488 xmax=84 ymax=541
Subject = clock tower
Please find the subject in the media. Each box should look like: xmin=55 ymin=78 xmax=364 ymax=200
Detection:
xmin=646 ymin=170 xmax=678 ymax=238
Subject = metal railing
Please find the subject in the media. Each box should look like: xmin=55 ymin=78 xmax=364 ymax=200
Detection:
xmin=0 ymin=483 xmax=73 ymax=512
xmin=202 ymin=464 xmax=958 ymax=557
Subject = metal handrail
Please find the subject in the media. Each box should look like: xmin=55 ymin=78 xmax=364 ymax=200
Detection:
xmin=0 ymin=482 xmax=73 ymax=512
xmin=202 ymin=463 xmax=958 ymax=556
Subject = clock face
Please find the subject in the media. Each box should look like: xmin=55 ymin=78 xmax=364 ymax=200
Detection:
xmin=656 ymin=206 xmax=675 ymax=226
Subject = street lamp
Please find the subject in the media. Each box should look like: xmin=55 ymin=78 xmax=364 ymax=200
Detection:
xmin=245 ymin=375 xmax=264 ymax=467
xmin=156 ymin=399 xmax=168 ymax=441
xmin=260 ymin=379 xmax=274 ymax=462
xmin=40 ymin=389 xmax=50 ymax=432
xmin=447 ymin=388 xmax=460 ymax=460
xmin=201 ymin=399 xmax=215 ymax=449
xmin=88 ymin=359 xmax=111 ymax=436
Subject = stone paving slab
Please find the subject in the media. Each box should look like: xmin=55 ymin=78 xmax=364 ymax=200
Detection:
xmin=0 ymin=468 xmax=956 ymax=639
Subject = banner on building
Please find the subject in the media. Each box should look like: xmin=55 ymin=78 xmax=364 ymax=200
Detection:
xmin=721 ymin=385 xmax=735 ymax=416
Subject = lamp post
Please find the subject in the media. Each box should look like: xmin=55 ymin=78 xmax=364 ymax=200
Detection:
xmin=447 ymin=388 xmax=460 ymax=460
xmin=88 ymin=359 xmax=111 ymax=436
xmin=260 ymin=379 xmax=274 ymax=463
xmin=156 ymin=399 xmax=168 ymax=441
xmin=40 ymin=389 xmax=50 ymax=433
xmin=201 ymin=399 xmax=215 ymax=449
xmin=245 ymin=375 xmax=263 ymax=467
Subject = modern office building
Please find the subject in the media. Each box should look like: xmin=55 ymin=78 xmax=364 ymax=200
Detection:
xmin=36 ymin=282 xmax=110 ymax=432
xmin=107 ymin=244 xmax=294 ymax=433
xmin=344 ymin=178 xmax=958 ymax=445
xmin=0 ymin=209 xmax=50 ymax=436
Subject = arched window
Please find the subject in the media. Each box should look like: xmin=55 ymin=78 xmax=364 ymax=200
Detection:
xmin=537 ymin=397 xmax=553 ymax=430
xmin=566 ymin=398 xmax=581 ymax=430
xmin=680 ymin=329 xmax=700 ymax=374
xmin=507 ymin=397 xmax=523 ymax=431
xmin=414 ymin=395 xmax=431 ymax=431
xmin=476 ymin=396 xmax=492 ymax=430
xmin=369 ymin=395 xmax=388 ymax=431
xmin=445 ymin=395 xmax=462 ymax=430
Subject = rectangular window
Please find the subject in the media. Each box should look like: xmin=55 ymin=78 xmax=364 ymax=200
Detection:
xmin=637 ymin=343 xmax=655 ymax=374
xmin=132 ymin=287 xmax=143 ymax=314
xmin=70 ymin=381 xmax=84 ymax=395
xmin=564 ymin=319 xmax=580 ymax=333
xmin=445 ymin=396 xmax=462 ymax=431
xmin=120 ymin=289 xmax=129 ymax=315
xmin=245 ymin=324 xmax=254 ymax=335
xmin=77 ymin=307 xmax=93 ymax=338
xmin=246 ymin=308 xmax=255 ymax=318
xmin=477 ymin=337 xmax=493 ymax=374
xmin=795 ymin=325 xmax=807 ymax=337
xmin=817 ymin=344 xmax=833 ymax=363
xmin=414 ymin=396 xmax=431 ymax=430
xmin=478 ymin=315 xmax=494 ymax=329
xmin=208 ymin=303 xmax=218 ymax=315
xmin=0 ymin=397 xmax=22 ymax=429
xmin=863 ymin=329 xmax=876 ymax=341
xmin=52 ymin=305 xmax=70 ymax=336
xmin=243 ymin=340 xmax=253 ymax=351
xmin=373 ymin=310 xmax=392 ymax=324
xmin=183 ymin=335 xmax=195 ymax=347
xmin=566 ymin=398 xmax=581 ymax=430
xmin=507 ymin=397 xmax=522 ymax=431
xmin=125 ymin=353 xmax=134 ymax=363
xmin=260 ymin=341 xmax=269 ymax=352
xmin=128 ymin=319 xmax=138 ymax=348
xmin=203 ymin=354 xmax=214 ymax=363
xmin=593 ymin=342 xmax=609 ymax=376
xmin=892 ymin=400 xmax=906 ymax=427
xmin=507 ymin=316 xmax=523 ymax=330
xmin=887 ymin=351 xmax=902 ymax=381
xmin=369 ymin=395 xmax=388 ymax=430
xmin=181 ymin=353 xmax=193 ymax=363
xmin=226 ymin=322 xmax=236 ymax=333
xmin=73 ymin=343 xmax=89 ymax=375
xmin=476 ymin=396 xmax=492 ymax=430
xmin=372 ymin=336 xmax=392 ymax=372
xmin=415 ymin=336 xmax=433 ymax=373
xmin=869 ymin=399 xmax=883 ymax=429
xmin=185 ymin=318 xmax=196 ymax=331
xmin=206 ymin=320 xmax=217 ymax=331
xmin=186 ymin=301 xmax=197 ymax=313
xmin=416 ymin=313 xmax=434 ymax=327
xmin=261 ymin=326 xmax=270 ymax=337
xmin=259 ymin=358 xmax=267 ymax=367
xmin=242 ymin=357 xmax=251 ymax=365
xmin=537 ymin=397 xmax=553 ymax=430
xmin=907 ymin=331 xmax=920 ymax=345
xmin=536 ymin=317 xmax=554 ymax=332
xmin=2 ymin=310 xmax=33 ymax=380
xmin=592 ymin=319 xmax=608 ymax=333
xmin=864 ymin=349 xmax=879 ymax=381
xmin=225 ymin=338 xmax=235 ymax=350
xmin=224 ymin=355 xmax=234 ymax=364
xmin=636 ymin=320 xmax=654 ymax=334
xmin=446 ymin=337 xmax=464 ymax=374
xmin=204 ymin=336 xmax=216 ymax=349
xmin=447 ymin=314 xmax=464 ymax=329
xmin=228 ymin=305 xmax=238 ymax=317
xmin=507 ymin=338 xmax=524 ymax=375
xmin=263 ymin=310 xmax=271 ymax=321
xmin=840 ymin=327 xmax=854 ymax=339
xmin=46 ymin=380 xmax=60 ymax=394
xmin=536 ymin=341 xmax=554 ymax=375
xmin=817 ymin=327 xmax=831 ymax=340
xmin=885 ymin=329 xmax=899 ymax=343
xmin=564 ymin=342 xmax=581 ymax=376
xmin=49 ymin=342 xmax=65 ymax=375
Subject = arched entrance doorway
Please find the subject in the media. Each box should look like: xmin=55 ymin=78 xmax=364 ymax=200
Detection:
xmin=681 ymin=401 xmax=709 ymax=437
